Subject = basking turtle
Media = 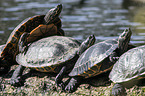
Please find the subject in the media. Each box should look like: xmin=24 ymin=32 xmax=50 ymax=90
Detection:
xmin=0 ymin=4 xmax=63 ymax=73
xmin=64 ymin=28 xmax=133 ymax=93
xmin=109 ymin=45 xmax=145 ymax=96
xmin=10 ymin=35 xmax=96 ymax=86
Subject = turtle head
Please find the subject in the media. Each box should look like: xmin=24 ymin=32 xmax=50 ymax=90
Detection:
xmin=44 ymin=4 xmax=62 ymax=24
xmin=77 ymin=35 xmax=96 ymax=55
xmin=118 ymin=28 xmax=132 ymax=55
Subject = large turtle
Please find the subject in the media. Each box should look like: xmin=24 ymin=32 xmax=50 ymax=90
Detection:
xmin=0 ymin=4 xmax=64 ymax=74
xmin=109 ymin=45 xmax=145 ymax=96
xmin=10 ymin=35 xmax=96 ymax=86
xmin=64 ymin=28 xmax=133 ymax=93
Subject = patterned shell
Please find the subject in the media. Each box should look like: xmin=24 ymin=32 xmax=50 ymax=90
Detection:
xmin=1 ymin=4 xmax=62 ymax=60
xmin=2 ymin=15 xmax=45 ymax=58
xmin=69 ymin=39 xmax=118 ymax=78
xmin=109 ymin=45 xmax=145 ymax=83
xmin=16 ymin=36 xmax=81 ymax=72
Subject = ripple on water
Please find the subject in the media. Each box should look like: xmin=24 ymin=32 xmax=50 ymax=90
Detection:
xmin=1 ymin=0 xmax=145 ymax=46
xmin=0 ymin=31 xmax=4 ymax=34
xmin=15 ymin=0 xmax=29 ymax=2
xmin=104 ymin=9 xmax=128 ymax=14
xmin=1 ymin=17 xmax=19 ymax=21
xmin=4 ymin=2 xmax=58 ymax=12
xmin=62 ymin=15 xmax=89 ymax=22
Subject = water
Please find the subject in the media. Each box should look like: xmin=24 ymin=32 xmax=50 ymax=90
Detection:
xmin=0 ymin=0 xmax=145 ymax=45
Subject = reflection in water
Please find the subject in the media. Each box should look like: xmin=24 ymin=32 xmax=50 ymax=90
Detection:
xmin=122 ymin=0 xmax=145 ymax=46
xmin=122 ymin=0 xmax=145 ymax=9
xmin=0 ymin=0 xmax=145 ymax=46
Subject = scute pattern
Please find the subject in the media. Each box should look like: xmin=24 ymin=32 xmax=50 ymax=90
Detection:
xmin=69 ymin=39 xmax=118 ymax=78
xmin=109 ymin=45 xmax=145 ymax=83
xmin=1 ymin=15 xmax=45 ymax=59
xmin=16 ymin=36 xmax=81 ymax=72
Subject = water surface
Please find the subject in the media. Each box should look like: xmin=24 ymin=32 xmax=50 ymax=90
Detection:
xmin=0 ymin=0 xmax=145 ymax=45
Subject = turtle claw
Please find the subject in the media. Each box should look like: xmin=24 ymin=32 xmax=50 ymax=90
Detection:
xmin=109 ymin=52 xmax=119 ymax=63
xmin=65 ymin=83 xmax=77 ymax=93
xmin=56 ymin=81 xmax=64 ymax=88
xmin=55 ymin=79 xmax=65 ymax=90
xmin=59 ymin=82 xmax=65 ymax=90
xmin=111 ymin=84 xmax=126 ymax=96
xmin=10 ymin=76 xmax=23 ymax=86
xmin=64 ymin=77 xmax=81 ymax=93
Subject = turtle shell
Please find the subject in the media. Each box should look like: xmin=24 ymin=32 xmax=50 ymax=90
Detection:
xmin=1 ymin=10 xmax=63 ymax=59
xmin=1 ymin=6 xmax=62 ymax=60
xmin=1 ymin=15 xmax=45 ymax=59
xmin=109 ymin=45 xmax=145 ymax=83
xmin=69 ymin=39 xmax=118 ymax=78
xmin=16 ymin=36 xmax=81 ymax=73
xmin=0 ymin=44 xmax=5 ymax=56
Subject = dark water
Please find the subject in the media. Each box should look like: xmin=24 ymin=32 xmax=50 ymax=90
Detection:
xmin=0 ymin=0 xmax=145 ymax=45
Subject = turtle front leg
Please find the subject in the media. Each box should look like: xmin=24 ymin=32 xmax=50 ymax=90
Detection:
xmin=65 ymin=76 xmax=82 ymax=93
xmin=55 ymin=66 xmax=67 ymax=89
xmin=111 ymin=83 xmax=127 ymax=96
xmin=109 ymin=52 xmax=119 ymax=63
xmin=55 ymin=62 xmax=75 ymax=89
xmin=19 ymin=32 xmax=30 ymax=53
xmin=10 ymin=65 xmax=25 ymax=86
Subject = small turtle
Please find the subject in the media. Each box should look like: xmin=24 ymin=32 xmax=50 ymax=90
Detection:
xmin=0 ymin=4 xmax=63 ymax=73
xmin=10 ymin=35 xmax=96 ymax=86
xmin=109 ymin=45 xmax=145 ymax=96
xmin=64 ymin=28 xmax=133 ymax=93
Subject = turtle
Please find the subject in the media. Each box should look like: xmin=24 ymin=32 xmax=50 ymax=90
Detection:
xmin=63 ymin=28 xmax=134 ymax=93
xmin=10 ymin=34 xmax=96 ymax=86
xmin=0 ymin=4 xmax=64 ymax=74
xmin=109 ymin=44 xmax=145 ymax=96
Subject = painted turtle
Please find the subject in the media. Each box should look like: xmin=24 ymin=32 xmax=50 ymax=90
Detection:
xmin=109 ymin=45 xmax=145 ymax=96
xmin=0 ymin=4 xmax=63 ymax=73
xmin=10 ymin=35 xmax=96 ymax=86
xmin=64 ymin=28 xmax=133 ymax=93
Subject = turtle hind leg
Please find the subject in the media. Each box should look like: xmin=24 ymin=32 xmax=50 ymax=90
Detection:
xmin=111 ymin=83 xmax=127 ymax=96
xmin=65 ymin=76 xmax=83 ymax=93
